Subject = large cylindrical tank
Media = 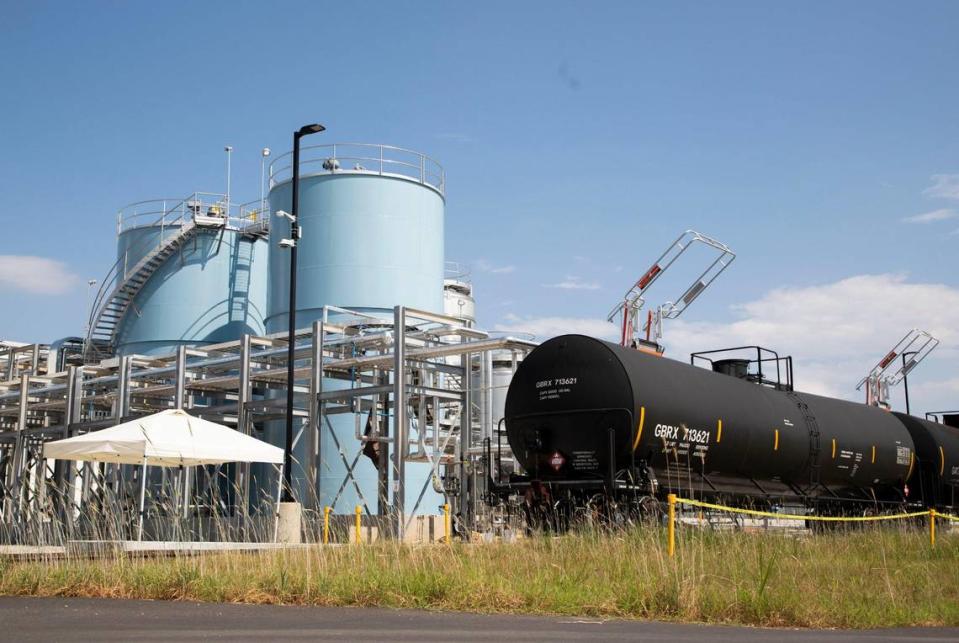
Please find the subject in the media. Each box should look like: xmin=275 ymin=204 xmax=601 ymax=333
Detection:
xmin=266 ymin=143 xmax=445 ymax=514
xmin=443 ymin=278 xmax=475 ymax=326
xmin=505 ymin=335 xmax=915 ymax=496
xmin=113 ymin=199 xmax=268 ymax=355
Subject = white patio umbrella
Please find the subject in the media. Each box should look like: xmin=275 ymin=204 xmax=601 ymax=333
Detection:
xmin=43 ymin=409 xmax=285 ymax=541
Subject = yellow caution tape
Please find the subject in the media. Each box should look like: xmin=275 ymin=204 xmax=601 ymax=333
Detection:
xmin=676 ymin=497 xmax=930 ymax=523
xmin=939 ymin=512 xmax=959 ymax=522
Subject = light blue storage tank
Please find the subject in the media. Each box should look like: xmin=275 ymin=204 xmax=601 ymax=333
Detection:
xmin=266 ymin=143 xmax=445 ymax=516
xmin=111 ymin=196 xmax=269 ymax=356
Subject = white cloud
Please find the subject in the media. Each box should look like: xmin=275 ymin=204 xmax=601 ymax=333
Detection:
xmin=666 ymin=274 xmax=959 ymax=399
xmin=902 ymin=208 xmax=957 ymax=224
xmin=0 ymin=255 xmax=80 ymax=295
xmin=923 ymin=174 xmax=959 ymax=200
xmin=496 ymin=274 xmax=959 ymax=408
xmin=494 ymin=314 xmax=618 ymax=341
xmin=542 ymin=276 xmax=601 ymax=290
xmin=914 ymin=377 xmax=959 ymax=396
xmin=475 ymin=259 xmax=515 ymax=274
xmin=495 ymin=274 xmax=959 ymax=415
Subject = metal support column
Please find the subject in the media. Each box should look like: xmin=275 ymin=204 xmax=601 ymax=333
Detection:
xmin=377 ymin=367 xmax=390 ymax=516
xmin=174 ymin=346 xmax=187 ymax=410
xmin=3 ymin=374 xmax=30 ymax=521
xmin=237 ymin=334 xmax=252 ymax=523
xmin=459 ymin=352 xmax=472 ymax=534
xmin=54 ymin=366 xmax=80 ymax=523
xmin=393 ymin=306 xmax=406 ymax=539
xmin=118 ymin=356 xmax=132 ymax=419
xmin=307 ymin=320 xmax=323 ymax=511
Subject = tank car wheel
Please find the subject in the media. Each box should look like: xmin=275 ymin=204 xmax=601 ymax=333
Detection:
xmin=635 ymin=496 xmax=663 ymax=525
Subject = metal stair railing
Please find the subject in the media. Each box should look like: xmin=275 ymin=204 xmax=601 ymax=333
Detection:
xmin=83 ymin=218 xmax=200 ymax=362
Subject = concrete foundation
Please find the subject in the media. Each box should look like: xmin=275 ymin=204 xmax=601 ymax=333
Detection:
xmin=276 ymin=502 xmax=303 ymax=544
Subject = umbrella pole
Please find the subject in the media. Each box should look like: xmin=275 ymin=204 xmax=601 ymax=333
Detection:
xmin=137 ymin=458 xmax=148 ymax=541
xmin=273 ymin=463 xmax=284 ymax=543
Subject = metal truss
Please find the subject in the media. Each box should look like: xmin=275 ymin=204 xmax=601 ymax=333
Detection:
xmin=0 ymin=305 xmax=535 ymax=543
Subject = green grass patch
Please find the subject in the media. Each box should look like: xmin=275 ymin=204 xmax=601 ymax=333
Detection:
xmin=2 ymin=527 xmax=957 ymax=628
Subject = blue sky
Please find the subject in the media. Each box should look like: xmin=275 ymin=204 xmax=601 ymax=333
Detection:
xmin=1 ymin=2 xmax=958 ymax=411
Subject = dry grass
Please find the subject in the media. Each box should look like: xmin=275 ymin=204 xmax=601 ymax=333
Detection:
xmin=2 ymin=526 xmax=957 ymax=628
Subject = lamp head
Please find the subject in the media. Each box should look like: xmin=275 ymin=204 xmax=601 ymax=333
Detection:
xmin=262 ymin=147 xmax=271 ymax=157
xmin=296 ymin=123 xmax=325 ymax=137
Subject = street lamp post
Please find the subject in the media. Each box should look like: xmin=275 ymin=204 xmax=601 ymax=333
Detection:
xmin=279 ymin=123 xmax=325 ymax=502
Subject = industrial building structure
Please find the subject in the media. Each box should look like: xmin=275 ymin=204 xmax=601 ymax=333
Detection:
xmin=0 ymin=142 xmax=533 ymax=543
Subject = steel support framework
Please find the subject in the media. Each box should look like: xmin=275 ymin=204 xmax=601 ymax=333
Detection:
xmin=0 ymin=305 xmax=533 ymax=543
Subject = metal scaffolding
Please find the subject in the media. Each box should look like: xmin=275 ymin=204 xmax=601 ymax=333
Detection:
xmin=0 ymin=306 xmax=534 ymax=543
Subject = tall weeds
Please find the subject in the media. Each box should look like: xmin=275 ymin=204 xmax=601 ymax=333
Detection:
xmin=2 ymin=524 xmax=957 ymax=628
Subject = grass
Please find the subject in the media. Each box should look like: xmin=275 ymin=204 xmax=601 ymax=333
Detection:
xmin=2 ymin=526 xmax=958 ymax=628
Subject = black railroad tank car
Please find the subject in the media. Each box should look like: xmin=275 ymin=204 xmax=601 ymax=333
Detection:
xmin=503 ymin=334 xmax=920 ymax=505
xmin=893 ymin=413 xmax=959 ymax=507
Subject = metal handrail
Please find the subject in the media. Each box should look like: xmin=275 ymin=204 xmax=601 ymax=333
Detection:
xmin=117 ymin=192 xmax=268 ymax=235
xmin=269 ymin=143 xmax=445 ymax=195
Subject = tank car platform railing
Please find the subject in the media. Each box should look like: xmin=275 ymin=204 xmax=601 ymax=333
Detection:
xmin=269 ymin=143 xmax=445 ymax=196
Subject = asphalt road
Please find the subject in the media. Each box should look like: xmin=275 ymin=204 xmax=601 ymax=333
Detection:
xmin=1 ymin=597 xmax=957 ymax=642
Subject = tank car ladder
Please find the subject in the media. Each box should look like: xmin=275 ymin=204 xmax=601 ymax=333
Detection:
xmin=787 ymin=391 xmax=823 ymax=493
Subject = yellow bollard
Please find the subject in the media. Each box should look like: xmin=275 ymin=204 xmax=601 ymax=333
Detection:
xmin=443 ymin=503 xmax=451 ymax=544
xmin=667 ymin=493 xmax=676 ymax=558
xmin=323 ymin=506 xmax=331 ymax=545
xmin=355 ymin=505 xmax=362 ymax=544
xmin=930 ymin=508 xmax=937 ymax=547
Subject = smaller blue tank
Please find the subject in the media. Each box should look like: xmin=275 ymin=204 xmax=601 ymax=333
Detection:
xmin=109 ymin=194 xmax=269 ymax=356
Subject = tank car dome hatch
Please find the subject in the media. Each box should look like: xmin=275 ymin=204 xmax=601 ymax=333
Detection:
xmin=712 ymin=358 xmax=749 ymax=379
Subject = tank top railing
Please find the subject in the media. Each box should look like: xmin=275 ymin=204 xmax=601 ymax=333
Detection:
xmin=117 ymin=193 xmax=267 ymax=236
xmin=268 ymin=143 xmax=445 ymax=196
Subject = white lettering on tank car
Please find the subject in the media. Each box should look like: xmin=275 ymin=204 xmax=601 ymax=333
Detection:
xmin=654 ymin=423 xmax=710 ymax=444
xmin=896 ymin=446 xmax=911 ymax=466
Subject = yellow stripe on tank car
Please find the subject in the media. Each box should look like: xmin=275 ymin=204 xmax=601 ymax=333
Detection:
xmin=717 ymin=419 xmax=723 ymax=444
xmin=906 ymin=452 xmax=915 ymax=481
xmin=871 ymin=445 xmax=876 ymax=464
xmin=773 ymin=429 xmax=779 ymax=451
xmin=632 ymin=406 xmax=646 ymax=451
xmin=940 ymin=446 xmax=946 ymax=476
xmin=831 ymin=438 xmax=837 ymax=459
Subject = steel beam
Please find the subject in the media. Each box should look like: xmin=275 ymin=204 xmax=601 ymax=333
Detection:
xmin=306 ymin=320 xmax=322 ymax=511
xmin=174 ymin=346 xmax=187 ymax=410
xmin=393 ymin=306 xmax=406 ymax=539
